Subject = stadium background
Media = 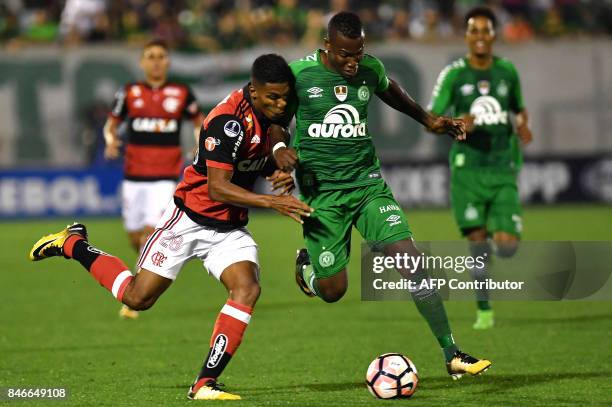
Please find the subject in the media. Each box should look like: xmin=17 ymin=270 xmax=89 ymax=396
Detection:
xmin=1 ymin=1 xmax=611 ymax=406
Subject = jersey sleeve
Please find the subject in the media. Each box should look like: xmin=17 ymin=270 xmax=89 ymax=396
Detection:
xmin=428 ymin=64 xmax=457 ymax=115
xmin=202 ymin=114 xmax=246 ymax=171
xmin=109 ymin=85 xmax=128 ymax=120
xmin=366 ymin=55 xmax=390 ymax=93
xmin=508 ymin=62 xmax=525 ymax=113
xmin=182 ymin=86 xmax=201 ymax=119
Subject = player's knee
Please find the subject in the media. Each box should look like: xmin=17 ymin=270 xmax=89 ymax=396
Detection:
xmin=319 ymin=285 xmax=347 ymax=303
xmin=496 ymin=241 xmax=518 ymax=258
xmin=125 ymin=292 xmax=158 ymax=311
xmin=231 ymin=281 xmax=261 ymax=307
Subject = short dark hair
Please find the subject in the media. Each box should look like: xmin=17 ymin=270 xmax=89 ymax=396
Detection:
xmin=143 ymin=39 xmax=168 ymax=51
xmin=328 ymin=11 xmax=363 ymax=39
xmin=251 ymin=54 xmax=294 ymax=86
xmin=465 ymin=7 xmax=497 ymax=29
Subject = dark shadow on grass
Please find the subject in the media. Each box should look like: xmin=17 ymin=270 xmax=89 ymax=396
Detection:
xmin=237 ymin=381 xmax=364 ymax=395
xmin=420 ymin=371 xmax=612 ymax=395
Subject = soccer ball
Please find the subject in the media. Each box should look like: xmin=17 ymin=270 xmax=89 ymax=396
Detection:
xmin=365 ymin=353 xmax=418 ymax=399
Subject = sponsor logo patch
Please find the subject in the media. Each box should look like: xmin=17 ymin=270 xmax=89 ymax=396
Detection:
xmin=206 ymin=334 xmax=228 ymax=368
xmin=251 ymin=134 xmax=260 ymax=144
xmin=334 ymin=85 xmax=348 ymax=101
xmin=307 ymin=104 xmax=366 ymax=138
xmin=224 ymin=120 xmax=241 ymax=138
xmin=204 ymin=137 xmax=220 ymax=151
xmin=470 ymin=96 xmax=508 ymax=126
xmin=130 ymin=85 xmax=142 ymax=97
xmin=132 ymin=118 xmax=178 ymax=133
xmin=237 ymin=156 xmax=268 ymax=172
xmin=163 ymin=87 xmax=181 ymax=96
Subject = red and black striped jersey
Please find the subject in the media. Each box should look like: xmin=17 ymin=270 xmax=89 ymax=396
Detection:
xmin=174 ymin=85 xmax=283 ymax=230
xmin=109 ymin=81 xmax=200 ymax=181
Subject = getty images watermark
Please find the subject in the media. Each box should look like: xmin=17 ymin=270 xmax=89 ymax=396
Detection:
xmin=360 ymin=241 xmax=612 ymax=301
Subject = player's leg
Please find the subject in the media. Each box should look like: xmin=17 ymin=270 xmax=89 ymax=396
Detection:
xmin=355 ymin=181 xmax=491 ymax=378
xmin=29 ymin=223 xmax=173 ymax=308
xmin=381 ymin=239 xmax=492 ymax=379
xmin=122 ymin=180 xmax=146 ymax=253
xmin=488 ymin=175 xmax=522 ymax=257
xmin=120 ymin=180 xmax=176 ymax=319
xmin=189 ymin=229 xmax=261 ymax=401
xmin=451 ymin=169 xmax=494 ymax=329
xmin=296 ymin=189 xmax=352 ymax=303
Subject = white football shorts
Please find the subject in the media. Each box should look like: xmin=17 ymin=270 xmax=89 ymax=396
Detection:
xmin=137 ymin=201 xmax=259 ymax=281
xmin=121 ymin=180 xmax=176 ymax=232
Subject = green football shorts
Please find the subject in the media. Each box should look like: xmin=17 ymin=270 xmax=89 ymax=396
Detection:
xmin=450 ymin=168 xmax=522 ymax=237
xmin=301 ymin=181 xmax=412 ymax=279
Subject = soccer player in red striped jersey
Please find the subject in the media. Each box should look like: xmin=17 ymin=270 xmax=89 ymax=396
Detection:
xmin=29 ymin=54 xmax=312 ymax=401
xmin=103 ymin=39 xmax=204 ymax=319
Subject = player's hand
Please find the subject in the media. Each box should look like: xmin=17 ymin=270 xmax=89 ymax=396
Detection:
xmin=104 ymin=138 xmax=122 ymax=159
xmin=266 ymin=170 xmax=295 ymax=195
xmin=517 ymin=123 xmax=533 ymax=145
xmin=428 ymin=116 xmax=466 ymax=141
xmin=269 ymin=195 xmax=314 ymax=224
xmin=460 ymin=114 xmax=475 ymax=133
xmin=273 ymin=147 xmax=298 ymax=172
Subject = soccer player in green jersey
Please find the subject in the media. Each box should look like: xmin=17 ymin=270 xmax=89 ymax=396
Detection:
xmin=272 ymin=11 xmax=491 ymax=379
xmin=428 ymin=7 xmax=533 ymax=330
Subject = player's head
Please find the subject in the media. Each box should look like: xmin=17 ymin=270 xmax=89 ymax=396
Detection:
xmin=465 ymin=7 xmax=496 ymax=58
xmin=140 ymin=39 xmax=170 ymax=83
xmin=249 ymin=54 xmax=294 ymax=121
xmin=324 ymin=11 xmax=365 ymax=78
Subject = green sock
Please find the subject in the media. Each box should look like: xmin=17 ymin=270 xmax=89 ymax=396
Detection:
xmin=410 ymin=284 xmax=458 ymax=362
xmin=302 ymin=264 xmax=319 ymax=296
xmin=477 ymin=300 xmax=492 ymax=311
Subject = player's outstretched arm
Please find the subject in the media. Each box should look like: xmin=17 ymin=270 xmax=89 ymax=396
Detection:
xmin=103 ymin=117 xmax=122 ymax=159
xmin=208 ymin=166 xmax=313 ymax=224
xmin=377 ymin=78 xmax=466 ymax=140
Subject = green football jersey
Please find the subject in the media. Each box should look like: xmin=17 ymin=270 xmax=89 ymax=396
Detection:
xmin=290 ymin=50 xmax=389 ymax=191
xmin=428 ymin=56 xmax=524 ymax=171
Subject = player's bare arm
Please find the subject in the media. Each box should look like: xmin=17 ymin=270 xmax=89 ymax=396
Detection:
xmin=207 ymin=166 xmax=312 ymax=224
xmin=516 ymin=109 xmax=533 ymax=145
xmin=270 ymin=124 xmax=298 ymax=171
xmin=377 ymin=78 xmax=466 ymax=140
xmin=103 ymin=117 xmax=122 ymax=159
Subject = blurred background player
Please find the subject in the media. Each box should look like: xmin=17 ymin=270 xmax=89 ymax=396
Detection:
xmin=103 ymin=39 xmax=203 ymax=319
xmin=428 ymin=6 xmax=533 ymax=330
xmin=273 ymin=11 xmax=490 ymax=379
xmin=29 ymin=53 xmax=312 ymax=401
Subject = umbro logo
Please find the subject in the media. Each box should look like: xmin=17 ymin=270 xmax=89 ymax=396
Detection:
xmin=307 ymin=87 xmax=323 ymax=98
xmin=386 ymin=214 xmax=402 ymax=227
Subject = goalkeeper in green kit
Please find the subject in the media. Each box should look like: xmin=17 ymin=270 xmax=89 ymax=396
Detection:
xmin=428 ymin=7 xmax=534 ymax=330
xmin=272 ymin=11 xmax=491 ymax=379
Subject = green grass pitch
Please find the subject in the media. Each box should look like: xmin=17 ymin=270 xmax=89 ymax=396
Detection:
xmin=1 ymin=205 xmax=611 ymax=406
